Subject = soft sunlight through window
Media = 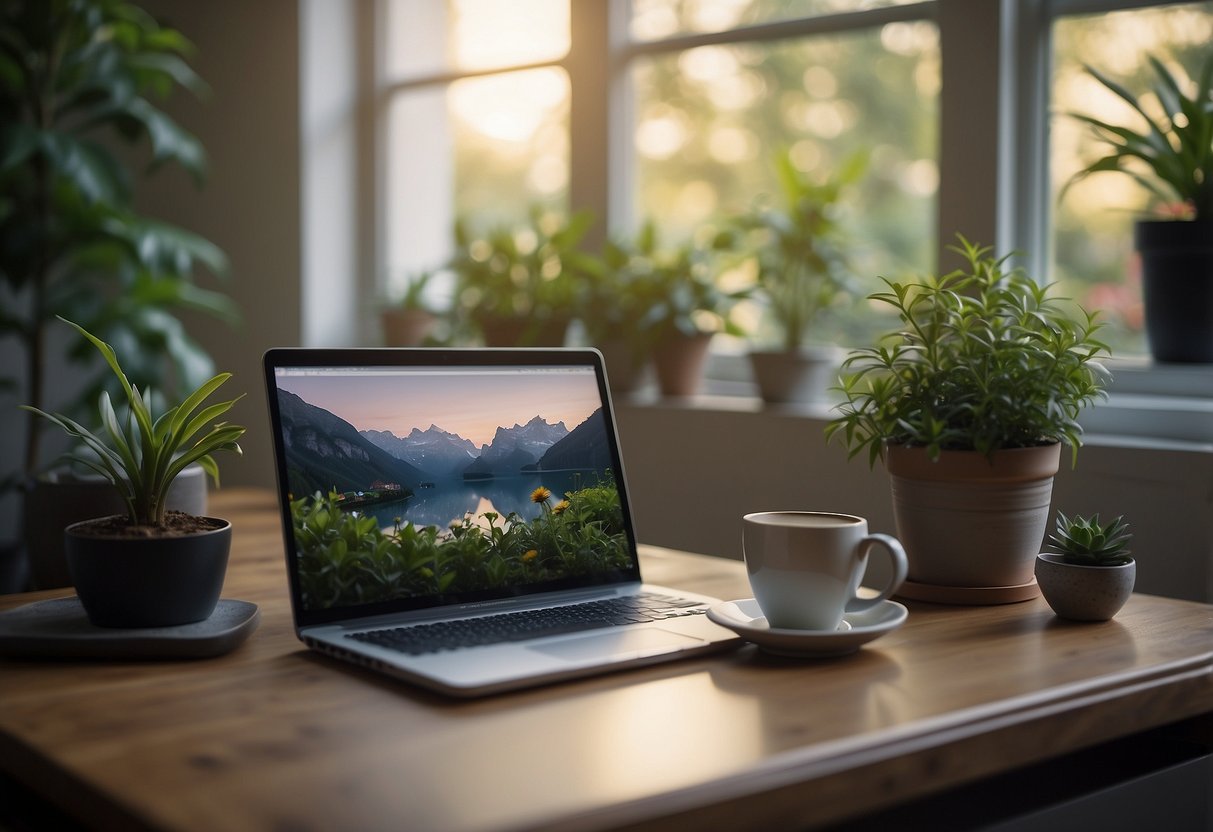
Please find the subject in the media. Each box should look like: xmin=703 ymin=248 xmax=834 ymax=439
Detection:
xmin=1051 ymin=3 xmax=1213 ymax=356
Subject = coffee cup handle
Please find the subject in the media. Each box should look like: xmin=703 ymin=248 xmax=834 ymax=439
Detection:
xmin=847 ymin=533 xmax=908 ymax=613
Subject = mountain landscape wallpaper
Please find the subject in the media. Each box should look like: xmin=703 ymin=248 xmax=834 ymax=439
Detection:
xmin=273 ymin=368 xmax=632 ymax=609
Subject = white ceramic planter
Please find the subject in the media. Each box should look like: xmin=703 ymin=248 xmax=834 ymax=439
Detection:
xmin=1034 ymin=554 xmax=1136 ymax=621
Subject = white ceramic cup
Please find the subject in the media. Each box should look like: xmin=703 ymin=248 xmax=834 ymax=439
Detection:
xmin=743 ymin=511 xmax=908 ymax=631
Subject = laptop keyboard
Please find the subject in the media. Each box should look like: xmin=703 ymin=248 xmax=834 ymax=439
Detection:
xmin=346 ymin=592 xmax=708 ymax=656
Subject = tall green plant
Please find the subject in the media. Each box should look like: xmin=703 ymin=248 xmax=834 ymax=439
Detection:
xmin=21 ymin=318 xmax=244 ymax=527
xmin=0 ymin=0 xmax=236 ymax=484
xmin=826 ymin=237 xmax=1111 ymax=467
xmin=1066 ymin=53 xmax=1213 ymax=220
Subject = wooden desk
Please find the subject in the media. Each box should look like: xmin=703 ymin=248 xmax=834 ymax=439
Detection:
xmin=2 ymin=489 xmax=1212 ymax=831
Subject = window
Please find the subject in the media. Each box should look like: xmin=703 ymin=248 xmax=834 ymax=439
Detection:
xmin=1048 ymin=1 xmax=1213 ymax=357
xmin=371 ymin=0 xmax=1210 ymax=380
xmin=626 ymin=7 xmax=939 ymax=344
xmin=380 ymin=0 xmax=571 ymax=301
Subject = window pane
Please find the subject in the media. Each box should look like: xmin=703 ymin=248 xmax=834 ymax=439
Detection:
xmin=451 ymin=68 xmax=569 ymax=224
xmin=630 ymin=0 xmax=925 ymax=41
xmin=385 ymin=0 xmax=569 ymax=80
xmin=1051 ymin=3 xmax=1213 ymax=357
xmin=384 ymin=67 xmax=569 ymax=291
xmin=629 ymin=22 xmax=939 ymax=344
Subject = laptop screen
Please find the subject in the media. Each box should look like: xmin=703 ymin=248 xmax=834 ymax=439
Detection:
xmin=264 ymin=349 xmax=641 ymax=626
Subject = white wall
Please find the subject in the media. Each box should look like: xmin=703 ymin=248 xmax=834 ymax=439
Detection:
xmin=615 ymin=398 xmax=1213 ymax=603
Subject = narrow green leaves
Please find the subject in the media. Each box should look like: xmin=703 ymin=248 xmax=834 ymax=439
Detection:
xmin=826 ymin=237 xmax=1110 ymax=467
xmin=22 ymin=319 xmax=245 ymax=527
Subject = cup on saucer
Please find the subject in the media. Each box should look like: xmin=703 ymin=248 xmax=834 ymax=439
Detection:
xmin=742 ymin=511 xmax=908 ymax=632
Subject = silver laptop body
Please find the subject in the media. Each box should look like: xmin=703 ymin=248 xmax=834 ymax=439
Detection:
xmin=263 ymin=347 xmax=738 ymax=697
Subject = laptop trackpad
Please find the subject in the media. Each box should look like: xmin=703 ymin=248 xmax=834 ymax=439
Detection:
xmin=530 ymin=628 xmax=704 ymax=662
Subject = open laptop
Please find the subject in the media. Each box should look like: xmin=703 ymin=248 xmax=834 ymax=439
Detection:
xmin=263 ymin=347 xmax=739 ymax=697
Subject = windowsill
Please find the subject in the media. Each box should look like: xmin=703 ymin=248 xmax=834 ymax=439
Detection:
xmin=615 ymin=351 xmax=1213 ymax=450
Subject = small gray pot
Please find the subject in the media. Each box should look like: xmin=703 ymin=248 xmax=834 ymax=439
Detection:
xmin=1035 ymin=553 xmax=1136 ymax=622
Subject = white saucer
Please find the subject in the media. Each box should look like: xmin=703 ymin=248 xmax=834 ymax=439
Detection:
xmin=707 ymin=598 xmax=908 ymax=658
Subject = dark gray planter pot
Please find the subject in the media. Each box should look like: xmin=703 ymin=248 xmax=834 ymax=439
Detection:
xmin=1035 ymin=554 xmax=1136 ymax=622
xmin=24 ymin=465 xmax=208 ymax=590
xmin=65 ymin=516 xmax=231 ymax=628
xmin=1136 ymin=219 xmax=1213 ymax=363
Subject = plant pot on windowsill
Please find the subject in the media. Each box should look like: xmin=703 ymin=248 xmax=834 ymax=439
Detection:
xmin=478 ymin=314 xmax=570 ymax=347
xmin=748 ymin=345 xmax=840 ymax=404
xmin=595 ymin=337 xmax=649 ymax=394
xmin=652 ymin=331 xmax=713 ymax=397
xmin=381 ymin=308 xmax=438 ymax=347
xmin=1136 ymin=219 xmax=1213 ymax=364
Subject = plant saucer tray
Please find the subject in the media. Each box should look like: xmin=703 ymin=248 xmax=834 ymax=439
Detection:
xmin=896 ymin=578 xmax=1040 ymax=606
xmin=0 ymin=597 xmax=259 ymax=660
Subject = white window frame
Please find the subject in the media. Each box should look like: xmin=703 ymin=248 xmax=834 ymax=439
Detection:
xmin=347 ymin=0 xmax=1213 ymax=443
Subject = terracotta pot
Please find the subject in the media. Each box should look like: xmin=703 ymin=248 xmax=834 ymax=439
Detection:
xmin=478 ymin=315 xmax=569 ymax=347
xmin=652 ymin=332 xmax=713 ymax=397
xmin=380 ymin=309 xmax=436 ymax=347
xmin=595 ymin=337 xmax=647 ymax=394
xmin=1136 ymin=219 xmax=1213 ymax=363
xmin=1035 ymin=554 xmax=1135 ymax=621
xmin=65 ymin=516 xmax=231 ymax=628
xmin=748 ymin=346 xmax=839 ymax=404
xmin=885 ymin=444 xmax=1060 ymax=594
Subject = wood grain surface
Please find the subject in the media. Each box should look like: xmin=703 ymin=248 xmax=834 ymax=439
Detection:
xmin=1 ymin=488 xmax=1211 ymax=832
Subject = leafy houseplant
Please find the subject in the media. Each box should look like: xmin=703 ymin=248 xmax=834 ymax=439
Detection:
xmin=1 ymin=0 xmax=235 ymax=591
xmin=22 ymin=319 xmax=246 ymax=627
xmin=1 ymin=0 xmax=236 ymax=482
xmin=1036 ymin=511 xmax=1136 ymax=621
xmin=738 ymin=149 xmax=864 ymax=403
xmin=1066 ymin=53 xmax=1213 ymax=362
xmin=578 ymin=222 xmax=667 ymax=393
xmin=449 ymin=208 xmax=596 ymax=346
xmin=381 ymin=270 xmax=441 ymax=347
xmin=826 ymin=237 xmax=1111 ymax=602
xmin=639 ymin=226 xmax=746 ymax=397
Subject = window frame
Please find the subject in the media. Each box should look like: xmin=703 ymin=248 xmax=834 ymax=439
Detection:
xmin=362 ymin=0 xmax=1213 ymax=440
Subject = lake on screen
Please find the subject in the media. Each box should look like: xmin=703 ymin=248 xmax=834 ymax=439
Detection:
xmin=355 ymin=470 xmax=604 ymax=531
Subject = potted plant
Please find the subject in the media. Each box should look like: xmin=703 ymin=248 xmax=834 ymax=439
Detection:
xmin=1066 ymin=53 xmax=1213 ymax=363
xmin=826 ymin=237 xmax=1111 ymax=604
xmin=22 ymin=319 xmax=245 ymax=628
xmin=380 ymin=270 xmax=441 ymax=347
xmin=577 ymin=223 xmax=664 ymax=393
xmin=0 ymin=0 xmax=235 ymax=585
xmin=640 ymin=226 xmax=746 ymax=397
xmin=449 ymin=208 xmax=596 ymax=347
xmin=738 ymin=149 xmax=865 ymax=403
xmin=1036 ymin=511 xmax=1135 ymax=621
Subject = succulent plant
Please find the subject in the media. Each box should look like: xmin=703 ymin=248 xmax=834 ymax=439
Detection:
xmin=1047 ymin=511 xmax=1133 ymax=567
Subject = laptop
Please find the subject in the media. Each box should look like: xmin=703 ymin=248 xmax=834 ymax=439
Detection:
xmin=262 ymin=347 xmax=739 ymax=697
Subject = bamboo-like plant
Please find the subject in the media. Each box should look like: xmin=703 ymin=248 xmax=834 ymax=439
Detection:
xmin=21 ymin=319 xmax=245 ymax=528
xmin=1066 ymin=53 xmax=1213 ymax=220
